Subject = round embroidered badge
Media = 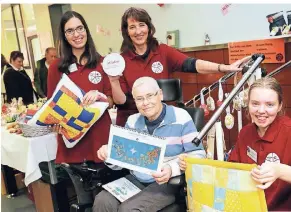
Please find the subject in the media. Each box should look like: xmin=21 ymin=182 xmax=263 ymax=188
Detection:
xmin=265 ymin=153 xmax=280 ymax=164
xmin=88 ymin=71 xmax=102 ymax=84
xmin=151 ymin=61 xmax=163 ymax=74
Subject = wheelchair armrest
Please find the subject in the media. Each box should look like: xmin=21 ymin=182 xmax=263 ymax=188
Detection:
xmin=168 ymin=174 xmax=185 ymax=186
xmin=70 ymin=202 xmax=93 ymax=212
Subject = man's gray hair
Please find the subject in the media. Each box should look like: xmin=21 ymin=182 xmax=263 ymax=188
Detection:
xmin=132 ymin=77 xmax=160 ymax=95
xmin=45 ymin=47 xmax=56 ymax=54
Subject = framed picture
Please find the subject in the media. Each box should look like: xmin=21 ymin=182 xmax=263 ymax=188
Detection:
xmin=166 ymin=30 xmax=180 ymax=48
xmin=106 ymin=125 xmax=166 ymax=175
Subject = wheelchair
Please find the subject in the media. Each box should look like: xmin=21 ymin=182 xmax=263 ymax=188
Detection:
xmin=57 ymin=78 xmax=204 ymax=212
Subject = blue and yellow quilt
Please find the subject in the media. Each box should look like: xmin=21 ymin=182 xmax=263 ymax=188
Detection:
xmin=28 ymin=74 xmax=108 ymax=148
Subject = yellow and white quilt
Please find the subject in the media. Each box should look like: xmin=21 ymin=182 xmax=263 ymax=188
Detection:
xmin=185 ymin=157 xmax=267 ymax=212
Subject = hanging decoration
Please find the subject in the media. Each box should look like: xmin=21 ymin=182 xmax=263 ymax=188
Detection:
xmin=224 ymin=93 xmax=234 ymax=130
xmin=232 ymin=73 xmax=243 ymax=132
xmin=206 ymin=88 xmax=215 ymax=111
xmin=217 ymin=79 xmax=224 ymax=107
xmin=215 ymin=121 xmax=226 ymax=161
xmin=221 ymin=4 xmax=232 ymax=16
xmin=199 ymin=87 xmax=209 ymax=116
xmin=206 ymin=125 xmax=216 ymax=159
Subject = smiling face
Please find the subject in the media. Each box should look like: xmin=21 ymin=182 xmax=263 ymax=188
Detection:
xmin=132 ymin=79 xmax=163 ymax=122
xmin=127 ymin=17 xmax=149 ymax=50
xmin=64 ymin=17 xmax=87 ymax=51
xmin=248 ymin=87 xmax=282 ymax=136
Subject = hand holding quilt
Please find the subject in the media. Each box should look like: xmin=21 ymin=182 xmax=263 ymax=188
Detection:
xmin=185 ymin=157 xmax=267 ymax=212
xmin=83 ymin=90 xmax=108 ymax=106
xmin=28 ymin=74 xmax=109 ymax=148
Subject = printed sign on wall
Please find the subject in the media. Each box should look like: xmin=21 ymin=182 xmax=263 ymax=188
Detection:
xmin=228 ymin=38 xmax=285 ymax=64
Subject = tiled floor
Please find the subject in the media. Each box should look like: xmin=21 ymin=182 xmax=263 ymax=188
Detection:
xmin=1 ymin=189 xmax=36 ymax=212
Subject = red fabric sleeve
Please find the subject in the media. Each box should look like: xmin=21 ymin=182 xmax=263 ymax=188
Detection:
xmin=228 ymin=133 xmax=242 ymax=163
xmin=102 ymin=74 xmax=112 ymax=97
xmin=162 ymin=44 xmax=188 ymax=72
xmin=47 ymin=59 xmax=62 ymax=99
xmin=119 ymin=74 xmax=129 ymax=94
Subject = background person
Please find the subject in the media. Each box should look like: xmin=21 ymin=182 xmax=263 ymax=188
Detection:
xmin=34 ymin=47 xmax=57 ymax=97
xmin=1 ymin=54 xmax=9 ymax=102
xmin=3 ymin=51 xmax=36 ymax=105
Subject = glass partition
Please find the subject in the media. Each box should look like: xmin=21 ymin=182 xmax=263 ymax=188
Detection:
xmin=1 ymin=6 xmax=19 ymax=61
xmin=12 ymin=4 xmax=31 ymax=68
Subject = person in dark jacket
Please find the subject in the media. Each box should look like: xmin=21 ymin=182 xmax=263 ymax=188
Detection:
xmin=3 ymin=51 xmax=36 ymax=105
xmin=34 ymin=47 xmax=57 ymax=97
xmin=1 ymin=54 xmax=9 ymax=103
xmin=1 ymin=54 xmax=8 ymax=73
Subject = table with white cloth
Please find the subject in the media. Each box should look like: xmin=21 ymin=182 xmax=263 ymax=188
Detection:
xmin=1 ymin=127 xmax=58 ymax=186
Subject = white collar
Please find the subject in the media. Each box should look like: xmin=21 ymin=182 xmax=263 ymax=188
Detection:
xmin=45 ymin=61 xmax=49 ymax=69
xmin=9 ymin=63 xmax=21 ymax=71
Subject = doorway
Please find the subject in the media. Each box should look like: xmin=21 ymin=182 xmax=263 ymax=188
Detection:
xmin=27 ymin=35 xmax=42 ymax=73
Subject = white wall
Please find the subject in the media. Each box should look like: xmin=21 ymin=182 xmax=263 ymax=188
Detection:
xmin=72 ymin=4 xmax=291 ymax=55
xmin=33 ymin=4 xmax=54 ymax=57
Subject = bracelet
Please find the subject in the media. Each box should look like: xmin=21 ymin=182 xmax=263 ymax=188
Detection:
xmin=218 ymin=64 xmax=223 ymax=73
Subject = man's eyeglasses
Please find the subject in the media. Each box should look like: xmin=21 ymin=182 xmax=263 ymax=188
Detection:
xmin=134 ymin=91 xmax=159 ymax=104
xmin=65 ymin=25 xmax=85 ymax=36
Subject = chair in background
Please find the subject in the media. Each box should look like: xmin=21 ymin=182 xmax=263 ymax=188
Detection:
xmin=157 ymin=78 xmax=184 ymax=107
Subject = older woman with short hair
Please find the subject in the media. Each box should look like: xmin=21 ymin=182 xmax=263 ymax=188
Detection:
xmin=3 ymin=51 xmax=36 ymax=104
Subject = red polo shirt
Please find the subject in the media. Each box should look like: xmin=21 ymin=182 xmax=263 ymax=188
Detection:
xmin=228 ymin=116 xmax=291 ymax=211
xmin=47 ymin=58 xmax=112 ymax=164
xmin=116 ymin=44 xmax=188 ymax=126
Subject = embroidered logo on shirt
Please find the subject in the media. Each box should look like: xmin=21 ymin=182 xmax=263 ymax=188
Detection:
xmin=265 ymin=153 xmax=280 ymax=164
xmin=151 ymin=61 xmax=163 ymax=74
xmin=88 ymin=71 xmax=102 ymax=84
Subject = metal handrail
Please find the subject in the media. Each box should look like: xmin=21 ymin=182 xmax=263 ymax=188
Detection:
xmin=267 ymin=60 xmax=291 ymax=77
xmin=184 ymin=58 xmax=254 ymax=107
xmin=185 ymin=59 xmax=291 ymax=108
xmin=184 ymin=72 xmax=236 ymax=107
xmin=192 ymin=54 xmax=265 ymax=146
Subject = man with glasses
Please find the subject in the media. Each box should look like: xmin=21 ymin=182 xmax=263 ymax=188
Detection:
xmin=94 ymin=76 xmax=206 ymax=212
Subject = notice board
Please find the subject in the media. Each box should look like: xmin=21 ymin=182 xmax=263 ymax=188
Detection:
xmin=228 ymin=38 xmax=285 ymax=64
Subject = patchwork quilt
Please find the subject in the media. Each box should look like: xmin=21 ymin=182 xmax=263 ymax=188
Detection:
xmin=28 ymin=74 xmax=109 ymax=148
xmin=185 ymin=157 xmax=267 ymax=212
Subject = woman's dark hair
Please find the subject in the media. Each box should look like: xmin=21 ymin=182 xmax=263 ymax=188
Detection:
xmin=1 ymin=54 xmax=8 ymax=71
xmin=57 ymin=11 xmax=100 ymax=74
xmin=120 ymin=7 xmax=158 ymax=53
xmin=9 ymin=51 xmax=24 ymax=63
